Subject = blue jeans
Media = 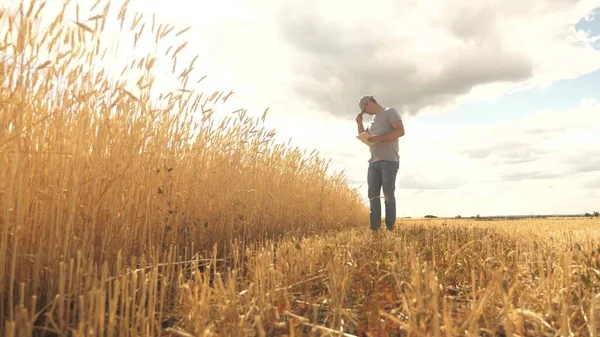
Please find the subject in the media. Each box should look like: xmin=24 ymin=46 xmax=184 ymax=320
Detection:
xmin=368 ymin=160 xmax=399 ymax=231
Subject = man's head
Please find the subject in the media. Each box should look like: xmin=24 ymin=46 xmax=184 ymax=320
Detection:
xmin=359 ymin=95 xmax=381 ymax=115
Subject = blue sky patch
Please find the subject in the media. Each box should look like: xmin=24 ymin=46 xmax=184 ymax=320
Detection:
xmin=419 ymin=69 xmax=600 ymax=127
xmin=414 ymin=9 xmax=600 ymax=128
xmin=576 ymin=7 xmax=600 ymax=49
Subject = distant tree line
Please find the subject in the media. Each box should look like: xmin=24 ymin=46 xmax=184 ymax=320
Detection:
xmin=420 ymin=212 xmax=600 ymax=219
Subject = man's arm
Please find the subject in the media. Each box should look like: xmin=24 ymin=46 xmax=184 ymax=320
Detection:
xmin=356 ymin=113 xmax=366 ymax=134
xmin=357 ymin=122 xmax=365 ymax=135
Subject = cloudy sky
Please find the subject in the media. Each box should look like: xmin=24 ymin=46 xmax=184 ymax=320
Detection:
xmin=6 ymin=0 xmax=600 ymax=217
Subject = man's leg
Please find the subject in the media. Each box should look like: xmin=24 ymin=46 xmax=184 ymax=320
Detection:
xmin=367 ymin=162 xmax=382 ymax=231
xmin=381 ymin=161 xmax=399 ymax=231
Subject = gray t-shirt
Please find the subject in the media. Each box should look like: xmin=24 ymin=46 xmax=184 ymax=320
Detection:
xmin=366 ymin=107 xmax=403 ymax=162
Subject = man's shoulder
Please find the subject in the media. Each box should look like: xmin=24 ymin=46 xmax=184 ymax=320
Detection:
xmin=383 ymin=107 xmax=402 ymax=118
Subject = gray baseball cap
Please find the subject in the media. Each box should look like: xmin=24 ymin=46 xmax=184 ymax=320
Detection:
xmin=358 ymin=95 xmax=373 ymax=114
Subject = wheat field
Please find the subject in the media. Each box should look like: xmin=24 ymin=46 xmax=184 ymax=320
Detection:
xmin=0 ymin=0 xmax=368 ymax=335
xmin=2 ymin=0 xmax=600 ymax=336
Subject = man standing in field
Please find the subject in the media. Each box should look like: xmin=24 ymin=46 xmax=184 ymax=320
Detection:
xmin=355 ymin=95 xmax=405 ymax=231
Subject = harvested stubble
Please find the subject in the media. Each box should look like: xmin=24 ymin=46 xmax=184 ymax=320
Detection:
xmin=0 ymin=0 xmax=368 ymax=335
xmin=168 ymin=218 xmax=599 ymax=336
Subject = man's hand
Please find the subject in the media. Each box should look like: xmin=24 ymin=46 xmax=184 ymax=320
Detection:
xmin=355 ymin=112 xmax=363 ymax=124
xmin=367 ymin=135 xmax=381 ymax=143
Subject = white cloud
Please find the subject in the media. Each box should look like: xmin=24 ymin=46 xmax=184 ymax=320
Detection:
xmin=270 ymin=0 xmax=600 ymax=117
xmin=345 ymin=98 xmax=600 ymax=217
xmin=256 ymin=96 xmax=595 ymax=216
xmin=253 ymin=97 xmax=598 ymax=217
xmin=10 ymin=0 xmax=597 ymax=117
xmin=42 ymin=0 xmax=595 ymax=122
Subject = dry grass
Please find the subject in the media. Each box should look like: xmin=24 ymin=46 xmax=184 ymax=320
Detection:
xmin=0 ymin=0 xmax=368 ymax=335
xmin=167 ymin=217 xmax=600 ymax=337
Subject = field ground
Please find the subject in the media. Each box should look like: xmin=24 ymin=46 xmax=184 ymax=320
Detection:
xmin=156 ymin=217 xmax=600 ymax=336
xmin=4 ymin=216 xmax=600 ymax=336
